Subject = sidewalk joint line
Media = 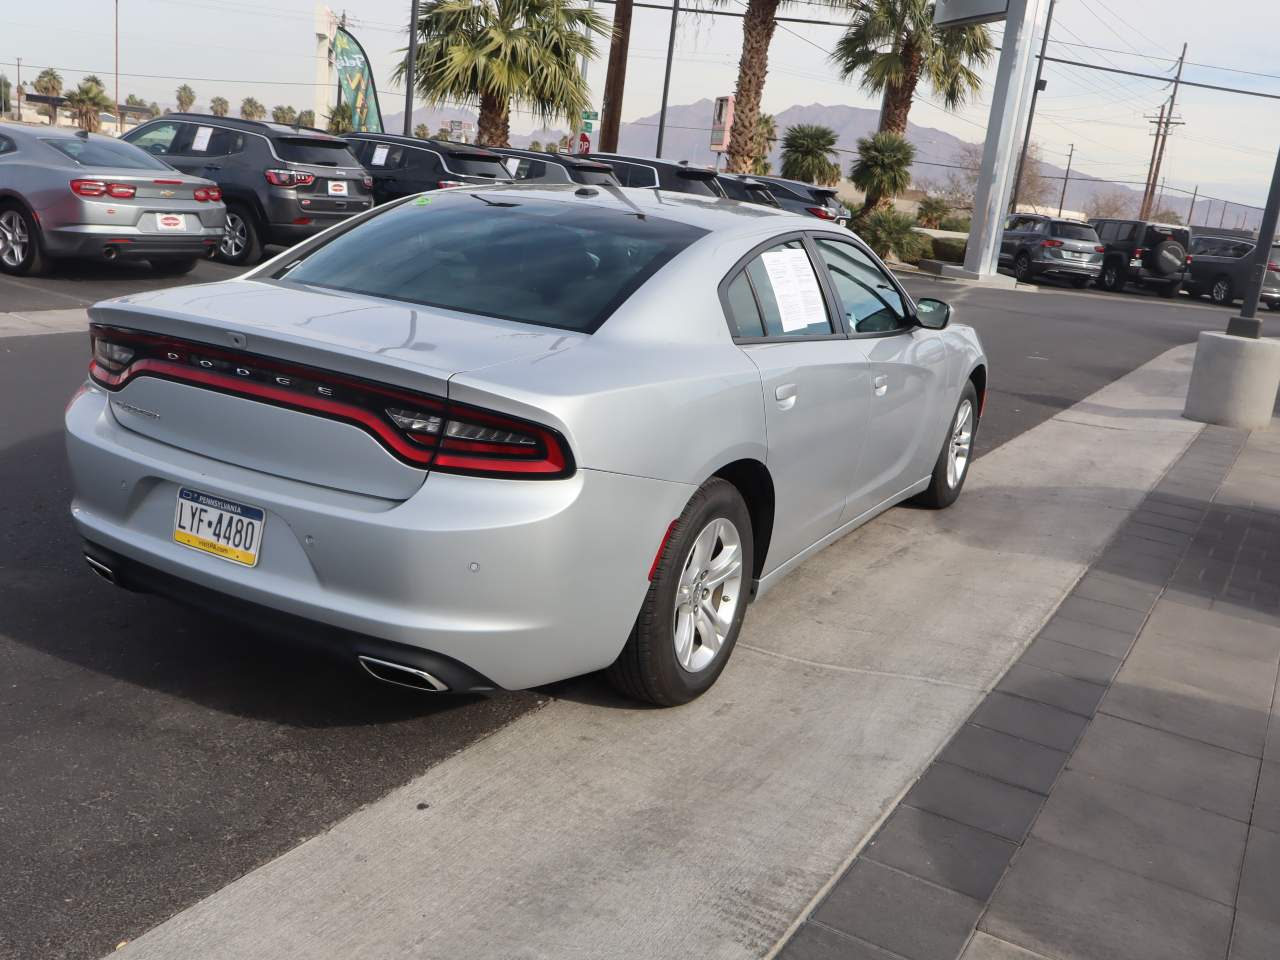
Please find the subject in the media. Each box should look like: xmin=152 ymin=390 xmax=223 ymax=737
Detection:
xmin=737 ymin=644 xmax=984 ymax=691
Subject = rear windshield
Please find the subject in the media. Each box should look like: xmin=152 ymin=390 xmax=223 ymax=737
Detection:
xmin=570 ymin=167 xmax=617 ymax=186
xmin=445 ymin=153 xmax=507 ymax=178
xmin=1144 ymin=224 xmax=1190 ymax=246
xmin=277 ymin=193 xmax=707 ymax=333
xmin=669 ymin=171 xmax=721 ymax=197
xmin=1051 ymin=222 xmax=1099 ymax=241
xmin=274 ymin=137 xmax=361 ymax=166
xmin=44 ymin=137 xmax=172 ymax=170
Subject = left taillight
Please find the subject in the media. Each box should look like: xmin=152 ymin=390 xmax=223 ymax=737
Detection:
xmin=91 ymin=333 xmax=135 ymax=374
xmin=383 ymin=402 xmax=571 ymax=478
xmin=72 ymin=179 xmax=135 ymax=198
xmin=437 ymin=180 xmax=465 ymax=189
xmin=806 ymin=206 xmax=836 ymax=220
xmin=194 ymin=186 xmax=222 ymax=202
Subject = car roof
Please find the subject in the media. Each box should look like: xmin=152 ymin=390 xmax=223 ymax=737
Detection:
xmin=1 ymin=123 xmax=101 ymax=142
xmin=489 ymin=147 xmax=615 ymax=170
xmin=587 ymin=152 xmax=715 ymax=173
xmin=162 ymin=113 xmax=341 ymax=141
xmin=344 ymin=132 xmax=501 ymax=158
xmin=754 ymin=174 xmax=837 ymax=193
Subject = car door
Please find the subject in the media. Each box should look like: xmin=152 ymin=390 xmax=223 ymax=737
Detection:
xmin=723 ymin=236 xmax=870 ymax=572
xmin=999 ymin=216 xmax=1022 ymax=264
xmin=810 ymin=235 xmax=949 ymax=519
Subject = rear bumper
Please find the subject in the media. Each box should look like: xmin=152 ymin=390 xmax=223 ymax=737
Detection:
xmin=1031 ymin=260 xmax=1101 ymax=279
xmin=65 ymin=384 xmax=693 ymax=690
xmin=44 ymin=224 xmax=223 ymax=259
xmin=262 ymin=194 xmax=371 ymax=245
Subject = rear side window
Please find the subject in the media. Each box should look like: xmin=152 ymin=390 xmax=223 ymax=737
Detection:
xmin=44 ymin=136 xmax=172 ymax=170
xmin=609 ymin=161 xmax=658 ymax=188
xmin=183 ymin=125 xmax=242 ymax=157
xmin=739 ymin=239 xmax=833 ymax=338
xmin=1051 ymin=222 xmax=1099 ymax=241
xmin=277 ymin=193 xmax=706 ymax=333
xmin=506 ymin=157 xmax=548 ymax=180
xmin=724 ymin=272 xmax=765 ymax=338
xmin=444 ymin=153 xmax=506 ymax=178
xmin=1116 ymin=223 xmax=1137 ymax=242
xmin=365 ymin=142 xmax=406 ymax=168
xmin=1097 ymin=222 xmax=1117 ymax=240
xmin=274 ymin=137 xmax=361 ymax=166
xmin=669 ymin=172 xmax=721 ymax=197
xmin=571 ymin=167 xmax=616 ymax=185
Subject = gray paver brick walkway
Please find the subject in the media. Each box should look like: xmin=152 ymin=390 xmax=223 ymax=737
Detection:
xmin=778 ymin=423 xmax=1280 ymax=960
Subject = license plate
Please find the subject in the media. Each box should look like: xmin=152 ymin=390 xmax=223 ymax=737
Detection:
xmin=156 ymin=213 xmax=186 ymax=231
xmin=173 ymin=487 xmax=264 ymax=567
xmin=327 ymin=180 xmax=348 ymax=196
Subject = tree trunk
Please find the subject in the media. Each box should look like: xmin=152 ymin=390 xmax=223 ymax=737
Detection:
xmin=599 ymin=0 xmax=633 ymax=152
xmin=877 ymin=43 xmax=921 ymax=136
xmin=476 ymin=91 xmax=510 ymax=147
xmin=724 ymin=0 xmax=780 ymax=174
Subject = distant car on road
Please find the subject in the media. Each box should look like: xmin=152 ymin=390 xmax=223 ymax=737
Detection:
xmin=1090 ymin=217 xmax=1191 ymax=298
xmin=1186 ymin=234 xmax=1280 ymax=309
xmin=489 ymin=147 xmax=620 ymax=186
xmin=716 ymin=174 xmax=781 ymax=208
xmin=998 ymin=214 xmax=1103 ymax=288
xmin=750 ymin=175 xmax=849 ymax=225
xmin=582 ymin=153 xmax=726 ymax=197
xmin=66 ymin=185 xmax=985 ymax=707
xmin=0 ymin=124 xmax=225 ymax=277
xmin=344 ymin=133 xmax=511 ymax=204
xmin=123 ymin=114 xmax=372 ymax=266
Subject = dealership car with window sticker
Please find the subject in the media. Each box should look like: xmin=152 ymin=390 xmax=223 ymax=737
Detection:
xmin=65 ymin=185 xmax=986 ymax=706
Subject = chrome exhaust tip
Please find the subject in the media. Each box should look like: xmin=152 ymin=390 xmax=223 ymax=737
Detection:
xmin=102 ymin=245 xmax=119 ymax=261
xmin=357 ymin=655 xmax=450 ymax=693
xmin=84 ymin=554 xmax=116 ymax=585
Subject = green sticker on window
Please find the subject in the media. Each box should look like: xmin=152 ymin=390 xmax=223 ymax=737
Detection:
xmin=414 ymin=196 xmax=432 ymax=206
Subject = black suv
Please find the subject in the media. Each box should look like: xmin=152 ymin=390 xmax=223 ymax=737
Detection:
xmin=750 ymin=175 xmax=848 ymax=224
xmin=1089 ymin=218 xmax=1191 ymax=298
xmin=123 ymin=114 xmax=372 ymax=264
xmin=582 ymin=153 xmax=726 ymax=197
xmin=489 ymin=148 xmax=620 ymax=186
xmin=345 ymin=133 xmax=512 ymax=204
xmin=716 ymin=174 xmax=781 ymax=208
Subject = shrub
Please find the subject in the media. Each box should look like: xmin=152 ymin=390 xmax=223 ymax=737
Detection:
xmin=931 ymin=236 xmax=968 ymax=264
xmin=916 ymin=195 xmax=950 ymax=229
xmin=939 ymin=214 xmax=971 ymax=232
xmin=858 ymin=208 xmax=926 ymax=262
xmin=900 ymin=234 xmax=934 ymax=266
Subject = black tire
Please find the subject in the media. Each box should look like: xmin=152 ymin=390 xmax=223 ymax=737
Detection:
xmin=216 ymin=204 xmax=262 ymax=265
xmin=1013 ymin=252 xmax=1033 ymax=283
xmin=1209 ymin=275 xmax=1234 ymax=306
xmin=1071 ymin=276 xmax=1092 ymax=289
xmin=1100 ymin=260 xmax=1127 ymax=292
xmin=148 ymin=257 xmax=199 ymax=276
xmin=0 ymin=202 xmax=47 ymax=276
xmin=606 ymin=478 xmax=754 ymax=707
xmin=1158 ymin=280 xmax=1183 ymax=299
xmin=914 ymin=380 xmax=979 ymax=510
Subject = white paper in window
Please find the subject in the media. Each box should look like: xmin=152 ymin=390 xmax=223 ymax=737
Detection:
xmin=371 ymin=144 xmax=390 ymax=166
xmin=761 ymin=248 xmax=826 ymax=332
xmin=190 ymin=126 xmax=213 ymax=152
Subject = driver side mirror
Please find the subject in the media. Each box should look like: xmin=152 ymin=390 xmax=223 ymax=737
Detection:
xmin=915 ymin=297 xmax=952 ymax=330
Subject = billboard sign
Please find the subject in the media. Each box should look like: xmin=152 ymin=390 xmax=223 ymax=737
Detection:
xmin=332 ymin=26 xmax=383 ymax=132
xmin=709 ymin=96 xmax=734 ymax=152
xmin=934 ymin=0 xmax=1010 ymax=26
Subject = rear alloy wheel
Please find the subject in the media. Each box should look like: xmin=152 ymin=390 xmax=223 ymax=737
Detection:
xmin=1210 ymin=276 xmax=1234 ymax=306
xmin=0 ymin=204 xmax=46 ymax=276
xmin=914 ymin=381 xmax=979 ymax=510
xmin=1014 ymin=252 xmax=1032 ymax=282
xmin=216 ymin=205 xmax=262 ymax=265
xmin=607 ymin=478 xmax=753 ymax=706
xmin=1100 ymin=261 xmax=1126 ymax=292
xmin=149 ymin=257 xmax=199 ymax=276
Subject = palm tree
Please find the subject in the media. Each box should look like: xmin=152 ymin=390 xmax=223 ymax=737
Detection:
xmin=209 ymin=96 xmax=229 ymax=117
xmin=414 ymin=123 xmax=430 ymax=138
xmin=148 ymin=101 xmax=161 ymax=119
xmin=398 ymin=0 xmax=605 ymax=146
xmin=33 ymin=68 xmax=62 ymax=124
xmin=65 ymin=80 xmax=113 ymax=132
xmin=724 ymin=0 xmax=784 ymax=174
xmin=175 ymin=84 xmax=196 ymax=113
xmin=297 ymin=109 xmax=315 ymax=128
xmin=753 ymin=113 xmax=776 ymax=175
xmin=850 ymin=130 xmax=915 ymax=220
xmin=780 ymin=124 xmax=840 ymax=185
xmin=326 ymin=102 xmax=353 ymax=134
xmin=272 ymin=104 xmax=297 ymax=124
xmin=239 ymin=97 xmax=266 ymax=120
xmin=82 ymin=74 xmax=105 ymax=88
xmin=434 ymin=125 xmax=451 ymax=140
xmin=832 ymin=0 xmax=993 ymax=136
xmin=916 ymin=194 xmax=949 ymax=228
xmin=529 ymin=139 xmax=543 ymax=152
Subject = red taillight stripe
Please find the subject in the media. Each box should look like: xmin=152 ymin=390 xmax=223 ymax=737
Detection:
xmin=648 ymin=521 xmax=679 ymax=580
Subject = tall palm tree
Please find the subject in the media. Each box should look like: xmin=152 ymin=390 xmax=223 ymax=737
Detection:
xmin=753 ymin=113 xmax=776 ymax=175
xmin=65 ymin=80 xmax=112 ymax=132
xmin=397 ymin=0 xmax=604 ymax=146
xmin=434 ymin=125 xmax=451 ymax=140
xmin=33 ymin=68 xmax=62 ymax=124
xmin=780 ymin=124 xmax=840 ymax=185
xmin=175 ymin=84 xmax=196 ymax=113
xmin=272 ymin=104 xmax=297 ymax=124
xmin=850 ymin=130 xmax=915 ymax=220
xmin=82 ymin=74 xmax=105 ymax=88
xmin=209 ymin=96 xmax=229 ymax=117
xmin=832 ymin=0 xmax=992 ymax=136
xmin=239 ymin=97 xmax=266 ymax=120
xmin=724 ymin=0 xmax=784 ymax=174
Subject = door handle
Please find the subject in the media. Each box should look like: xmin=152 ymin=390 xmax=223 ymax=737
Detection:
xmin=873 ymin=375 xmax=888 ymax=397
xmin=775 ymin=383 xmax=797 ymax=410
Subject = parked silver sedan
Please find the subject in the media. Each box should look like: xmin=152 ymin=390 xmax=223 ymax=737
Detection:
xmin=0 ymin=124 xmax=225 ymax=276
xmin=65 ymin=185 xmax=986 ymax=705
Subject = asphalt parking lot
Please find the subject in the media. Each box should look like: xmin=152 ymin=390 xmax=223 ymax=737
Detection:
xmin=0 ymin=265 xmax=1247 ymax=959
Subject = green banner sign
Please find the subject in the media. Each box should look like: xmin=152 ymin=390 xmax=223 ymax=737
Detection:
xmin=333 ymin=26 xmax=383 ymax=133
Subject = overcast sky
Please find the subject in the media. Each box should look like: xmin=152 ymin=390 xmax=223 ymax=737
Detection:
xmin=7 ymin=0 xmax=1279 ymax=211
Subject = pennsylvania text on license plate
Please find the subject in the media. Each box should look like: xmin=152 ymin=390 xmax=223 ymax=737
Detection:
xmin=173 ymin=487 xmax=264 ymax=567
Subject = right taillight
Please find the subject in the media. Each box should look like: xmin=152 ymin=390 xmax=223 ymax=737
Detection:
xmin=1041 ymin=239 xmax=1064 ymax=248
xmin=1268 ymin=261 xmax=1279 ymax=272
xmin=194 ymin=186 xmax=222 ymax=202
xmin=437 ymin=180 xmax=465 ymax=189
xmin=805 ymin=206 xmax=836 ymax=220
xmin=1095 ymin=245 xmax=1106 ymax=253
xmin=265 ymin=169 xmax=315 ymax=188
xmin=383 ymin=402 xmax=570 ymax=477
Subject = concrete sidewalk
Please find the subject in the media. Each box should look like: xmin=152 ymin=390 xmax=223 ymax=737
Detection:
xmin=782 ymin=424 xmax=1280 ymax=960
xmin=0 ymin=308 xmax=87 ymax=339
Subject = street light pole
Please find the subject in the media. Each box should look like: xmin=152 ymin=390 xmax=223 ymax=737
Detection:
xmin=1226 ymin=144 xmax=1280 ymax=339
xmin=403 ymin=0 xmax=419 ymax=136
xmin=1011 ymin=0 xmax=1054 ymax=213
xmin=654 ymin=0 xmax=680 ymax=158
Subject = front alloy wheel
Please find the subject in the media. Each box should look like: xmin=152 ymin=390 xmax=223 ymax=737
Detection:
xmin=1014 ymin=253 xmax=1032 ymax=282
xmin=914 ymin=380 xmax=980 ymax=509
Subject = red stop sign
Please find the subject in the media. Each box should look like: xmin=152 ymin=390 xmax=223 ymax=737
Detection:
xmin=577 ymin=132 xmax=590 ymax=154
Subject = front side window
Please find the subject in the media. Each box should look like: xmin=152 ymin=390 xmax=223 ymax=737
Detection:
xmin=736 ymin=239 xmax=833 ymax=338
xmin=45 ymin=135 xmax=172 ymax=170
xmin=126 ymin=121 xmax=183 ymax=156
xmin=276 ymin=193 xmax=706 ymax=333
xmin=814 ymin=237 xmax=908 ymax=334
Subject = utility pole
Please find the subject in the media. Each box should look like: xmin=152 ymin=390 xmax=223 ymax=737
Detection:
xmin=1142 ymin=43 xmax=1187 ymax=219
xmin=1011 ymin=0 xmax=1055 ymax=212
xmin=1057 ymin=142 xmax=1073 ymax=216
xmin=1141 ymin=103 xmax=1165 ymax=217
xmin=14 ymin=57 xmax=20 ymax=122
xmin=1187 ymin=185 xmax=1198 ymax=226
xmin=403 ymin=0 xmax=419 ymax=136
xmin=654 ymin=0 xmax=680 ymax=157
xmin=598 ymin=0 xmax=632 ymax=152
xmin=115 ymin=0 xmax=122 ymax=134
xmin=1155 ymin=176 xmax=1166 ymax=215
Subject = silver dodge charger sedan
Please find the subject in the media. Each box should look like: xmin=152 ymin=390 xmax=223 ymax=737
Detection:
xmin=65 ymin=185 xmax=986 ymax=705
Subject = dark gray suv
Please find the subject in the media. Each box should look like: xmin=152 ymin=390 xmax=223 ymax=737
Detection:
xmin=999 ymin=214 xmax=1103 ymax=288
xmin=1187 ymin=234 xmax=1280 ymax=309
xmin=123 ymin=114 xmax=372 ymax=265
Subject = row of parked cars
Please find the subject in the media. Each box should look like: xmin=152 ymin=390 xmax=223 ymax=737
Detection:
xmin=0 ymin=113 xmax=849 ymax=276
xmin=998 ymin=212 xmax=1280 ymax=309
